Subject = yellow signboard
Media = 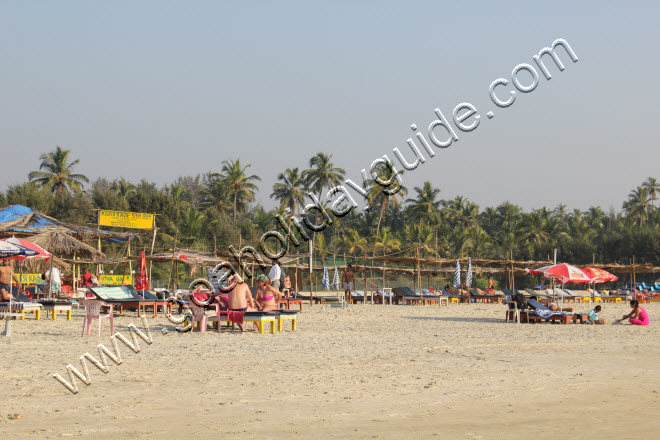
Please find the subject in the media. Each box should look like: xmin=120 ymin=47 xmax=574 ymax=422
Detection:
xmin=99 ymin=210 xmax=154 ymax=229
xmin=20 ymin=273 xmax=44 ymax=284
xmin=100 ymin=275 xmax=133 ymax=285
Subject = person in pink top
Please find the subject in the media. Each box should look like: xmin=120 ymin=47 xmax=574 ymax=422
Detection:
xmin=617 ymin=300 xmax=650 ymax=326
xmin=254 ymin=274 xmax=282 ymax=312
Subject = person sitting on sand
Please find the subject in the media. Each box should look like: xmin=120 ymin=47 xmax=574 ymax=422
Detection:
xmin=616 ymin=300 xmax=650 ymax=326
xmin=587 ymin=305 xmax=607 ymax=325
xmin=254 ymin=274 xmax=282 ymax=311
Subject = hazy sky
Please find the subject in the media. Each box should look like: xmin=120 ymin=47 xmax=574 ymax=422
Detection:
xmin=2 ymin=1 xmax=658 ymax=213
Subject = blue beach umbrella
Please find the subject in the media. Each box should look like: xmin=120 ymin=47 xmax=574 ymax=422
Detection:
xmin=453 ymin=259 xmax=461 ymax=288
xmin=332 ymin=266 xmax=340 ymax=290
xmin=466 ymin=258 xmax=473 ymax=288
xmin=322 ymin=266 xmax=330 ymax=290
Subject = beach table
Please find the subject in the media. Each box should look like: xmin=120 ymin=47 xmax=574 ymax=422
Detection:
xmin=0 ymin=302 xmax=43 ymax=320
xmin=278 ymin=298 xmax=303 ymax=312
xmin=40 ymin=302 xmax=73 ymax=320
xmin=222 ymin=311 xmax=277 ymax=334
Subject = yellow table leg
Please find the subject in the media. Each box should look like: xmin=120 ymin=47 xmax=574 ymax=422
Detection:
xmin=258 ymin=321 xmax=264 ymax=334
xmin=270 ymin=321 xmax=275 ymax=334
xmin=52 ymin=310 xmax=57 ymax=320
xmin=66 ymin=309 xmax=72 ymax=320
xmin=278 ymin=318 xmax=283 ymax=332
xmin=292 ymin=318 xmax=297 ymax=331
xmin=35 ymin=309 xmax=40 ymax=320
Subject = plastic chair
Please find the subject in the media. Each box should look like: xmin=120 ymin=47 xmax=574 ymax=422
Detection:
xmin=61 ymin=285 xmax=73 ymax=295
xmin=190 ymin=301 xmax=220 ymax=333
xmin=81 ymin=300 xmax=114 ymax=337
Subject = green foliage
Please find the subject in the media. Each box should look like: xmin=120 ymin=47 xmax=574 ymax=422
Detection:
xmin=1 ymin=149 xmax=659 ymax=285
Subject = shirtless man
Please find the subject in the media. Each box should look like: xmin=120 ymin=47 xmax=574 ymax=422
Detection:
xmin=342 ymin=264 xmax=355 ymax=303
xmin=254 ymin=274 xmax=282 ymax=311
xmin=226 ymin=274 xmax=256 ymax=311
xmin=226 ymin=274 xmax=257 ymax=331
xmin=0 ymin=261 xmax=20 ymax=301
xmin=487 ymin=275 xmax=495 ymax=292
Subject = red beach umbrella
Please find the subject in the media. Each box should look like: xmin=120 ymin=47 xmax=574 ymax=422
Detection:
xmin=581 ymin=267 xmax=618 ymax=301
xmin=0 ymin=236 xmax=51 ymax=261
xmin=529 ymin=263 xmax=592 ymax=284
xmin=135 ymin=250 xmax=149 ymax=291
xmin=581 ymin=267 xmax=618 ymax=283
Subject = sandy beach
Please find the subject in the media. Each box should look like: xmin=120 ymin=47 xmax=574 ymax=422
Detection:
xmin=1 ymin=301 xmax=659 ymax=439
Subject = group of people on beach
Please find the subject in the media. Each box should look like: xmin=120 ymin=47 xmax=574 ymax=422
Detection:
xmin=186 ymin=259 xmax=288 ymax=331
xmin=584 ymin=300 xmax=650 ymax=325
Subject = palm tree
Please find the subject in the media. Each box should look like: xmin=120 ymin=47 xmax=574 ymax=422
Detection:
xmin=623 ymin=186 xmax=652 ymax=226
xmin=112 ymin=178 xmax=136 ymax=201
xmin=341 ymin=228 xmax=368 ymax=257
xmin=271 ymin=167 xmax=307 ymax=215
xmin=373 ymin=226 xmax=401 ymax=256
xmin=302 ymin=152 xmax=346 ymax=198
xmin=406 ymin=181 xmax=441 ymax=222
xmin=202 ymin=181 xmax=233 ymax=216
xmin=28 ymin=146 xmax=89 ymax=195
xmin=218 ymin=159 xmax=261 ymax=221
xmin=642 ymin=177 xmax=660 ymax=207
xmin=178 ymin=206 xmax=207 ymax=247
xmin=366 ymin=165 xmax=408 ymax=240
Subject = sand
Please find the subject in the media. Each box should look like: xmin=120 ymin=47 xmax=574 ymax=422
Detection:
xmin=1 ymin=301 xmax=659 ymax=439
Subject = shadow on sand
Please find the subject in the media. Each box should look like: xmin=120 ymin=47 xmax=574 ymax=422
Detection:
xmin=405 ymin=316 xmax=502 ymax=324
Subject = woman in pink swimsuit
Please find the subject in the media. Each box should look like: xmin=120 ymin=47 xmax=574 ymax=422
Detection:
xmin=620 ymin=300 xmax=650 ymax=326
xmin=255 ymin=274 xmax=282 ymax=312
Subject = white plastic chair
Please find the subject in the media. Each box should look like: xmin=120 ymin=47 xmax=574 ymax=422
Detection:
xmin=81 ymin=300 xmax=114 ymax=337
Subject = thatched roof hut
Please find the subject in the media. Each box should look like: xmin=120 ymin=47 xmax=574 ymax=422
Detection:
xmin=16 ymin=228 xmax=104 ymax=274
xmin=29 ymin=228 xmax=104 ymax=259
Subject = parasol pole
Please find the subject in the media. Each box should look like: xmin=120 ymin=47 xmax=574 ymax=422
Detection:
xmin=553 ymin=249 xmax=557 ymax=304
xmin=48 ymin=257 xmax=54 ymax=299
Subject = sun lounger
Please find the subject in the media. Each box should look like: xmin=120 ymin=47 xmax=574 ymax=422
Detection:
xmin=88 ymin=286 xmax=157 ymax=318
xmin=0 ymin=301 xmax=44 ymax=320
xmin=469 ymin=289 xmax=501 ymax=303
xmin=526 ymin=299 xmax=576 ymax=324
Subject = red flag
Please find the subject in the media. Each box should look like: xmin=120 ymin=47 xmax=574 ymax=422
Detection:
xmin=135 ymin=250 xmax=149 ymax=290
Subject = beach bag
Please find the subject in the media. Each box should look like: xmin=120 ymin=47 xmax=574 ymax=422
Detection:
xmin=513 ymin=292 xmax=527 ymax=310
xmin=41 ymin=272 xmax=47 ymax=280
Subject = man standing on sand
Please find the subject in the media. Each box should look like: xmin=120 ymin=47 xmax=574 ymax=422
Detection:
xmin=0 ymin=261 xmax=20 ymax=301
xmin=268 ymin=259 xmax=282 ymax=292
xmin=342 ymin=264 xmax=355 ymax=303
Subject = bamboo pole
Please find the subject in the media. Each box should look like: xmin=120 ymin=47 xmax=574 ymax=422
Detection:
xmin=149 ymin=215 xmax=157 ymax=287
xmin=308 ymin=239 xmax=313 ymax=306
xmin=127 ymin=236 xmax=132 ymax=284
xmin=96 ymin=210 xmax=102 ymax=277
xmin=167 ymin=231 xmax=178 ymax=291
xmin=382 ymin=261 xmax=386 ymax=306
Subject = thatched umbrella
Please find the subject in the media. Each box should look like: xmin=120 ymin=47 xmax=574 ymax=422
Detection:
xmin=28 ymin=228 xmax=104 ymax=259
xmin=22 ymin=228 xmax=104 ymax=293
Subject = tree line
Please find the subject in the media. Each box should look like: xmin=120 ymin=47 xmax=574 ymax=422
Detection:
xmin=2 ymin=146 xmax=660 ymax=269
